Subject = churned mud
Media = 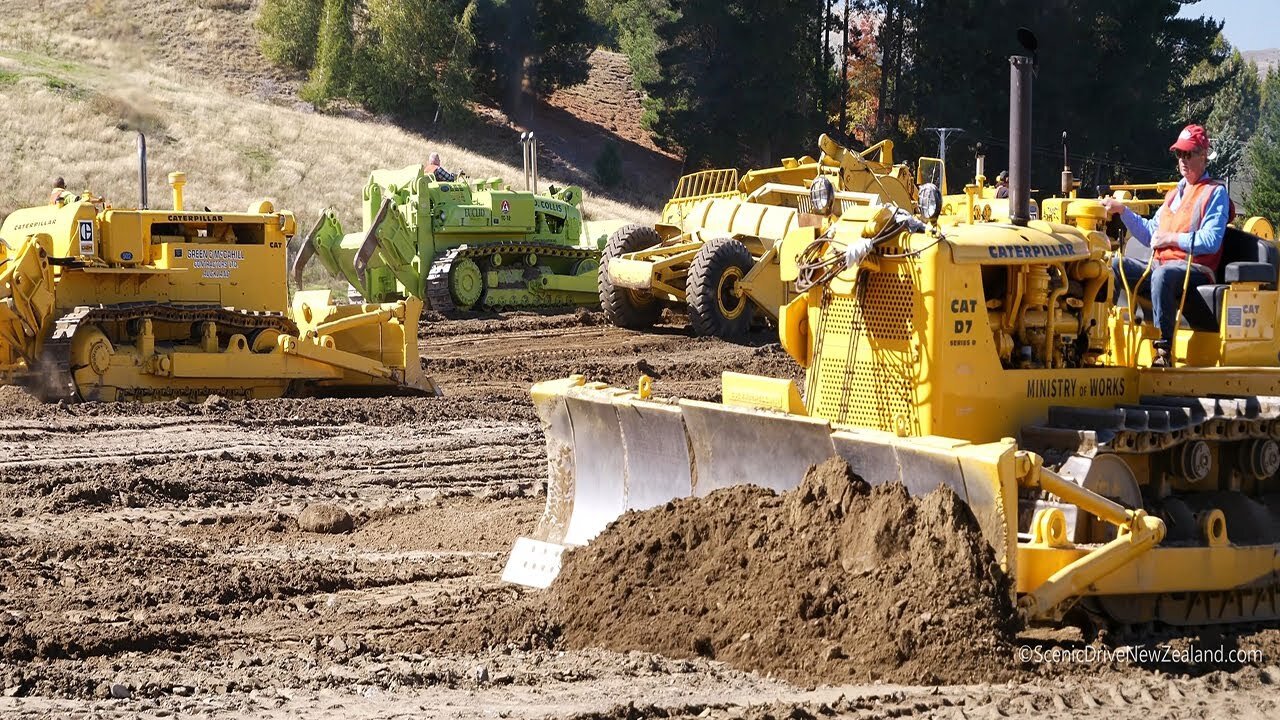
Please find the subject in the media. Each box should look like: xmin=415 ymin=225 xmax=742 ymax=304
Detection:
xmin=1 ymin=311 xmax=1278 ymax=718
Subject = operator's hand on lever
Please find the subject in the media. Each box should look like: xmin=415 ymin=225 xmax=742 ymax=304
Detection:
xmin=1100 ymin=197 xmax=1125 ymax=217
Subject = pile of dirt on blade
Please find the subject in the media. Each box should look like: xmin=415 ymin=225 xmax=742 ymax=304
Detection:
xmin=551 ymin=458 xmax=1021 ymax=685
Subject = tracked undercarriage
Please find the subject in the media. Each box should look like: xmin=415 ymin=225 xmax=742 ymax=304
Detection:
xmin=1024 ymin=395 xmax=1280 ymax=625
xmin=426 ymin=242 xmax=599 ymax=313
xmin=34 ymin=305 xmax=301 ymax=403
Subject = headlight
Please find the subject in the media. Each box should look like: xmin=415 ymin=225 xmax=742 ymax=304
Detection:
xmin=809 ymin=176 xmax=835 ymax=216
xmin=917 ymin=183 xmax=942 ymax=222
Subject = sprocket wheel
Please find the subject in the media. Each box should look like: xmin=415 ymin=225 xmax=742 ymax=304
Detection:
xmin=449 ymin=257 xmax=485 ymax=310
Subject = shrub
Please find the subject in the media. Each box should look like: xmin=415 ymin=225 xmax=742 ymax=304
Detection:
xmin=257 ymin=0 xmax=324 ymax=71
xmin=594 ymin=141 xmax=623 ymax=187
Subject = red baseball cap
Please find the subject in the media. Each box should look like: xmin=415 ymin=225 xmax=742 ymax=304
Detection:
xmin=1170 ymin=124 xmax=1210 ymax=153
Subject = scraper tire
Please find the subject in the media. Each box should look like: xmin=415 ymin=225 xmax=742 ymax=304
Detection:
xmin=600 ymin=224 xmax=662 ymax=329
xmin=687 ymin=236 xmax=754 ymax=339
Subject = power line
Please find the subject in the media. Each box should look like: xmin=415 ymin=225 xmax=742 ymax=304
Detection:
xmin=964 ymin=133 xmax=1173 ymax=177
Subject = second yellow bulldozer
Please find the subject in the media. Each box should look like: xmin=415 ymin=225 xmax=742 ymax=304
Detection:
xmin=0 ymin=138 xmax=435 ymax=402
xmin=505 ymin=51 xmax=1280 ymax=631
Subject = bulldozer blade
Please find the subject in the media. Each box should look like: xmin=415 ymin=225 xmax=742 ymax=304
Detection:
xmin=616 ymin=401 xmax=694 ymax=510
xmin=502 ymin=537 xmax=566 ymax=589
xmin=502 ymin=378 xmax=694 ymax=587
xmin=540 ymin=382 xmax=696 ymax=546
xmin=679 ymin=399 xmax=836 ymax=495
xmin=504 ymin=376 xmax=1022 ymax=589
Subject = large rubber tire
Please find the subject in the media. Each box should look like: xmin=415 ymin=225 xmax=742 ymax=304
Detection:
xmin=686 ymin=237 xmax=755 ymax=339
xmin=599 ymin=224 xmax=663 ymax=329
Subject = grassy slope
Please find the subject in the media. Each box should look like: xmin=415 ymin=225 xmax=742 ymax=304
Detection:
xmin=0 ymin=1 xmax=655 ymax=233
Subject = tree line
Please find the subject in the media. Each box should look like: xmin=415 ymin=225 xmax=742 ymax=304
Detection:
xmin=257 ymin=0 xmax=1280 ymax=220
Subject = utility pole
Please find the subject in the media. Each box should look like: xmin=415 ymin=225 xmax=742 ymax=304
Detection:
xmin=838 ymin=0 xmax=851 ymax=136
xmin=925 ymin=127 xmax=964 ymax=166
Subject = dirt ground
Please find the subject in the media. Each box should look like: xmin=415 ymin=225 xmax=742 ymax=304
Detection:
xmin=2 ymin=311 xmax=1279 ymax=719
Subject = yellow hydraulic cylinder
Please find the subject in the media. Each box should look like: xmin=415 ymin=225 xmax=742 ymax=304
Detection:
xmin=312 ymin=307 xmax=397 ymax=337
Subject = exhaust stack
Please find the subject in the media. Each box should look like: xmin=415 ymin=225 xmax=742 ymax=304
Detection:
xmin=1008 ymin=54 xmax=1033 ymax=226
xmin=137 ymin=132 xmax=148 ymax=210
xmin=520 ymin=132 xmax=540 ymax=193
xmin=1060 ymin=131 xmax=1075 ymax=196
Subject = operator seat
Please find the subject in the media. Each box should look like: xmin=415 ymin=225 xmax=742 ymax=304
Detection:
xmin=1180 ymin=226 xmax=1279 ymax=331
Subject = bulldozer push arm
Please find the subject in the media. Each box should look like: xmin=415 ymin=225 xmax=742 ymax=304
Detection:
xmin=292 ymin=194 xmax=425 ymax=301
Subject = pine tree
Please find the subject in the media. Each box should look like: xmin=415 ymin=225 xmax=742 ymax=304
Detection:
xmin=1245 ymin=68 xmax=1280 ymax=221
xmin=1205 ymin=53 xmax=1262 ymax=182
xmin=588 ymin=0 xmax=676 ymax=90
xmin=357 ymin=0 xmax=478 ymax=120
xmin=1186 ymin=36 xmax=1261 ymax=180
xmin=644 ymin=0 xmax=825 ymax=168
xmin=471 ymin=0 xmax=598 ymax=110
xmin=861 ymin=0 xmax=1224 ymax=188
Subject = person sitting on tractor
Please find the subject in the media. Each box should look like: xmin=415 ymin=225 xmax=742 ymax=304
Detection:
xmin=49 ymin=177 xmax=73 ymax=205
xmin=426 ymin=152 xmax=457 ymax=182
xmin=994 ymin=170 xmax=1010 ymax=199
xmin=1101 ymin=124 xmax=1230 ymax=368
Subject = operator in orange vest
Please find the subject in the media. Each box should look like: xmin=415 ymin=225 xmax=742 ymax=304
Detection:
xmin=1101 ymin=124 xmax=1230 ymax=367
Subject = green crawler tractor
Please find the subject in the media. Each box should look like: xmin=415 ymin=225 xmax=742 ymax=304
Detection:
xmin=293 ymin=164 xmax=623 ymax=312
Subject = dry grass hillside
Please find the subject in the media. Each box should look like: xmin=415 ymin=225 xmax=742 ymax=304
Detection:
xmin=0 ymin=0 xmax=659 ymax=235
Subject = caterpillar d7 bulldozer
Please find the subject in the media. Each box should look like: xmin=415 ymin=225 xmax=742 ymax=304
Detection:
xmin=1 ymin=142 xmax=435 ymax=402
xmin=292 ymin=164 xmax=618 ymax=313
xmin=503 ymin=52 xmax=1280 ymax=629
xmin=599 ymin=137 xmax=923 ymax=339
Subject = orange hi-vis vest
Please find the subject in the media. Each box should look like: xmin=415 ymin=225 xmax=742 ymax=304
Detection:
xmin=1154 ymin=178 xmax=1226 ymax=272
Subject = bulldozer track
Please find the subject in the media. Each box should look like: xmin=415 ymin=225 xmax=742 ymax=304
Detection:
xmin=1024 ymin=394 xmax=1280 ymax=463
xmin=1021 ymin=393 xmax=1280 ymax=625
xmin=34 ymin=306 xmax=92 ymax=403
xmin=32 ymin=304 xmax=297 ymax=403
xmin=425 ymin=242 xmax=600 ymax=314
xmin=426 ymin=247 xmax=465 ymax=315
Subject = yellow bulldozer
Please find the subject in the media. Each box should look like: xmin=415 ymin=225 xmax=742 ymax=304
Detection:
xmin=505 ymin=51 xmax=1280 ymax=629
xmin=0 ymin=137 xmax=435 ymax=402
xmin=599 ymin=137 xmax=923 ymax=339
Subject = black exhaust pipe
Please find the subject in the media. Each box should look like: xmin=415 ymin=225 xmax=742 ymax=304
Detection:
xmin=137 ymin=132 xmax=148 ymax=210
xmin=1008 ymin=54 xmax=1033 ymax=226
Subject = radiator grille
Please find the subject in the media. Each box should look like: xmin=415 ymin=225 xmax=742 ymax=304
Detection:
xmin=807 ymin=269 xmax=921 ymax=433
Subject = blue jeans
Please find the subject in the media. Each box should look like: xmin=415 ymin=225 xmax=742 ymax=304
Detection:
xmin=1111 ymin=256 xmax=1214 ymax=342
